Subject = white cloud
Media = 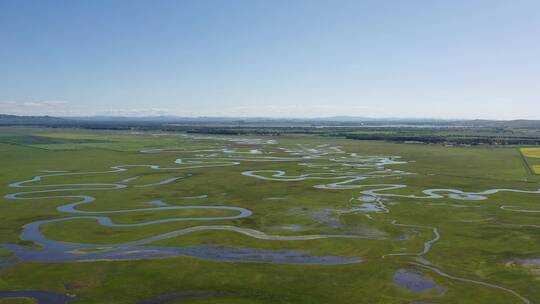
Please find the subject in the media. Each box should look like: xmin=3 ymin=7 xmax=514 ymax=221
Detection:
xmin=96 ymin=104 xmax=388 ymax=118
xmin=2 ymin=99 xmax=533 ymax=119
xmin=0 ymin=100 xmax=73 ymax=116
xmin=101 ymin=108 xmax=173 ymax=117
xmin=207 ymin=104 xmax=387 ymax=118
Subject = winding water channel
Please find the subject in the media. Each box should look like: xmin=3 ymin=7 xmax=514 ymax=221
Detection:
xmin=1 ymin=136 xmax=539 ymax=302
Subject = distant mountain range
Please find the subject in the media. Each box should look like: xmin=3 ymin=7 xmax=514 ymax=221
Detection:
xmin=0 ymin=114 xmax=69 ymax=125
xmin=1 ymin=113 xmax=540 ymax=128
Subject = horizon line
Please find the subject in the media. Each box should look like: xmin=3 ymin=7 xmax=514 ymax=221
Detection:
xmin=2 ymin=113 xmax=539 ymax=122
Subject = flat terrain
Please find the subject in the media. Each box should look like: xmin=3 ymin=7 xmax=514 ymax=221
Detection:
xmin=522 ymin=148 xmax=540 ymax=174
xmin=522 ymin=148 xmax=540 ymax=158
xmin=1 ymin=127 xmax=540 ymax=303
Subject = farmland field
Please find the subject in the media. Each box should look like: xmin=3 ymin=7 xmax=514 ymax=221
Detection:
xmin=522 ymin=148 xmax=540 ymax=159
xmin=1 ymin=127 xmax=540 ymax=304
xmin=522 ymin=148 xmax=540 ymax=174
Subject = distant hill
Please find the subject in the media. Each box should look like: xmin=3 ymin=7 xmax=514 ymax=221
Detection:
xmin=0 ymin=114 xmax=69 ymax=125
xmin=450 ymin=119 xmax=540 ymax=129
xmin=1 ymin=114 xmax=540 ymax=129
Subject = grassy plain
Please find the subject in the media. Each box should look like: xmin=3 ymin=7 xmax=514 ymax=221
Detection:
xmin=1 ymin=127 xmax=540 ymax=303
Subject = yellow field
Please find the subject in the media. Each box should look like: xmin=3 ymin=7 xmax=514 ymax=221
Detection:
xmin=521 ymin=148 xmax=540 ymax=158
xmin=534 ymin=165 xmax=540 ymax=174
xmin=41 ymin=133 xmax=101 ymax=139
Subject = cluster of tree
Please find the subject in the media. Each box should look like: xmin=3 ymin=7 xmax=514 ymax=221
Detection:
xmin=180 ymin=127 xmax=298 ymax=136
xmin=3 ymin=114 xmax=540 ymax=146
xmin=342 ymin=133 xmax=540 ymax=145
xmin=159 ymin=124 xmax=341 ymax=135
xmin=0 ymin=114 xmax=67 ymax=125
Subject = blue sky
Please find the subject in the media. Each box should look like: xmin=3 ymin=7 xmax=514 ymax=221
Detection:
xmin=1 ymin=0 xmax=539 ymax=119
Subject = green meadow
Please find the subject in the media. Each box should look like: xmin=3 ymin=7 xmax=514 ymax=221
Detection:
xmin=0 ymin=127 xmax=539 ymax=303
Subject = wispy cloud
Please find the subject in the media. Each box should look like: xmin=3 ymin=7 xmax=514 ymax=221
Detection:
xmin=97 ymin=104 xmax=387 ymax=118
xmin=0 ymin=100 xmax=74 ymax=116
xmin=214 ymin=104 xmax=387 ymax=118
xmin=24 ymin=100 xmax=68 ymax=107
xmin=101 ymin=108 xmax=173 ymax=117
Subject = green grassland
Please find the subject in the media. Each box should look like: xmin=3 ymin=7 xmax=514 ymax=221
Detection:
xmin=1 ymin=127 xmax=540 ymax=303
